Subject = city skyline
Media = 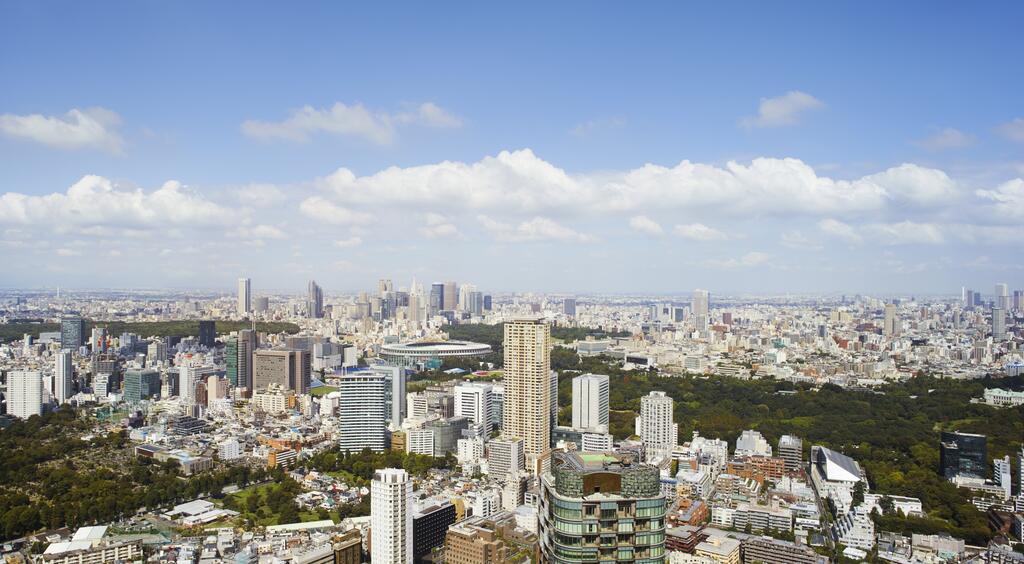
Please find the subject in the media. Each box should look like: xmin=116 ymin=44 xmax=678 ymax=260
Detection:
xmin=2 ymin=3 xmax=1023 ymax=292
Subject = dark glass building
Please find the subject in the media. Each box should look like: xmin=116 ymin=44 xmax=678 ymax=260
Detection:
xmin=412 ymin=501 xmax=456 ymax=563
xmin=198 ymin=320 xmax=216 ymax=348
xmin=60 ymin=316 xmax=86 ymax=350
xmin=939 ymin=431 xmax=987 ymax=480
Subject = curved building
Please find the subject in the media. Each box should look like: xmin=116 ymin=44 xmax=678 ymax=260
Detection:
xmin=539 ymin=451 xmax=666 ymax=563
xmin=380 ymin=340 xmax=492 ymax=365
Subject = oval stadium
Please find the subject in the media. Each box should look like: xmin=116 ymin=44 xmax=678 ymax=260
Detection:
xmin=380 ymin=340 xmax=493 ymax=364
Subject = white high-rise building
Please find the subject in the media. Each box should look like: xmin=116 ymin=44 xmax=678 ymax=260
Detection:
xmin=54 ymin=350 xmax=73 ymax=404
xmin=993 ymin=307 xmax=1007 ymax=341
xmin=8 ymin=371 xmax=43 ymax=419
xmin=571 ymin=373 xmax=609 ymax=431
xmin=502 ymin=317 xmax=552 ymax=474
xmin=455 ymin=382 xmax=493 ymax=434
xmin=635 ymin=391 xmax=677 ymax=461
xmin=883 ymin=303 xmax=898 ymax=336
xmin=338 ymin=372 xmax=389 ymax=452
xmin=488 ymin=436 xmax=525 ymax=482
xmin=996 ymin=283 xmax=1010 ymax=311
xmin=371 ymin=468 xmax=413 ymax=564
xmin=994 ymin=456 xmax=1012 ymax=500
xmin=692 ymin=289 xmax=710 ymax=332
xmin=735 ymin=429 xmax=773 ymax=457
xmin=238 ymin=277 xmax=251 ymax=316
xmin=372 ymin=364 xmax=406 ymax=429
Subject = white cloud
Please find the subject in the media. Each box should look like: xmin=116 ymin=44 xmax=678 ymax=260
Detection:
xmin=315 ymin=149 xmax=939 ymax=217
xmin=707 ymin=251 xmax=771 ymax=269
xmin=55 ymin=248 xmax=81 ymax=257
xmin=478 ymin=215 xmax=592 ymax=243
xmin=818 ymin=218 xmax=944 ymax=245
xmin=976 ymin=178 xmax=1024 ymax=221
xmin=0 ymin=107 xmax=124 ymax=154
xmin=628 ymin=215 xmax=664 ymax=236
xmin=996 ymin=118 xmax=1024 ymax=142
xmin=673 ymin=223 xmax=729 ymax=241
xmin=420 ymin=213 xmax=460 ymax=238
xmin=241 ymin=101 xmax=461 ymax=144
xmin=861 ymin=164 xmax=958 ymax=206
xmin=914 ymin=127 xmax=975 ymax=149
xmin=817 ymin=218 xmax=863 ymax=243
xmin=740 ymin=91 xmax=824 ymax=128
xmin=0 ymin=175 xmax=229 ymax=228
xmin=298 ymin=196 xmax=372 ymax=225
xmin=334 ymin=236 xmax=363 ymax=248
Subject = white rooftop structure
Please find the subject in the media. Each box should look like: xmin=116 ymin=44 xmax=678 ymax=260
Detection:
xmin=813 ymin=446 xmax=861 ymax=482
xmin=71 ymin=525 xmax=108 ymax=542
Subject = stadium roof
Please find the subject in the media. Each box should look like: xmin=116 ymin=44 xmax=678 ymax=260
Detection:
xmin=816 ymin=446 xmax=861 ymax=482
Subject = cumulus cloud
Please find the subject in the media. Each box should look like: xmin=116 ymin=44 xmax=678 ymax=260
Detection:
xmin=740 ymin=91 xmax=824 ymax=128
xmin=478 ymin=215 xmax=592 ymax=243
xmin=231 ymin=224 xmax=288 ymax=240
xmin=0 ymin=175 xmax=228 ymax=228
xmin=0 ymin=107 xmax=124 ymax=153
xmin=241 ymin=101 xmax=461 ymax=144
xmin=298 ymin=196 xmax=372 ymax=225
xmin=914 ymin=127 xmax=975 ymax=150
xmin=673 ymin=223 xmax=729 ymax=241
xmin=628 ymin=215 xmax=664 ymax=236
xmin=996 ymin=118 xmax=1024 ymax=142
xmin=975 ymin=179 xmax=1024 ymax=220
xmin=237 ymin=184 xmax=287 ymax=207
xmin=314 ymin=149 xmax=957 ymax=217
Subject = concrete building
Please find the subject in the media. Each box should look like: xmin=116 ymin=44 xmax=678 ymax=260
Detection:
xmin=253 ymin=349 xmax=311 ymax=394
xmin=338 ymin=372 xmax=389 ymax=452
xmin=777 ymin=434 xmax=803 ymax=472
xmin=444 ymin=516 xmax=511 ymax=564
xmin=454 ymin=382 xmax=493 ymax=434
xmin=7 ymin=370 xmax=43 ymax=419
xmin=636 ymin=391 xmax=677 ymax=461
xmin=571 ymin=373 xmax=609 ymax=431
xmin=372 ymin=468 xmax=413 ymax=564
xmin=488 ymin=436 xmax=525 ymax=482
xmin=503 ymin=317 xmax=552 ymax=473
xmin=238 ymin=277 xmax=251 ymax=316
xmin=538 ymin=451 xmax=666 ymax=563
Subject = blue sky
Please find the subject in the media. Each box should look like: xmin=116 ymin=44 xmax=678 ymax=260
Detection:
xmin=1 ymin=2 xmax=1022 ymax=294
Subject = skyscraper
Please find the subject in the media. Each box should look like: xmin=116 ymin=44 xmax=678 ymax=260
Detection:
xmin=993 ymin=307 xmax=1007 ymax=340
xmin=338 ymin=372 xmax=389 ymax=452
xmin=778 ymin=434 xmax=803 ymax=472
xmin=307 ymin=280 xmax=324 ymax=318
xmin=60 ymin=316 xmax=86 ymax=350
xmin=372 ymin=364 xmax=406 ymax=429
xmin=692 ymin=289 xmax=709 ymax=332
xmin=883 ymin=303 xmax=898 ymax=336
xmin=54 ymin=350 xmax=73 ymax=404
xmin=371 ymin=468 xmax=413 ymax=564
xmin=502 ymin=317 xmax=552 ymax=473
xmin=996 ymin=283 xmax=1010 ymax=311
xmin=197 ymin=320 xmax=216 ymax=348
xmin=636 ymin=391 xmax=677 ymax=461
xmin=429 ymin=283 xmax=444 ymax=316
xmin=563 ymin=297 xmax=577 ymax=317
xmin=442 ymin=281 xmax=458 ymax=311
xmin=238 ymin=277 xmax=252 ymax=316
xmin=571 ymin=373 xmax=609 ymax=431
xmin=8 ymin=371 xmax=43 ymax=419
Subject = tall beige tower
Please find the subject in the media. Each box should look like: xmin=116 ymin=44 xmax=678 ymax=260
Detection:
xmin=502 ymin=316 xmax=552 ymax=474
